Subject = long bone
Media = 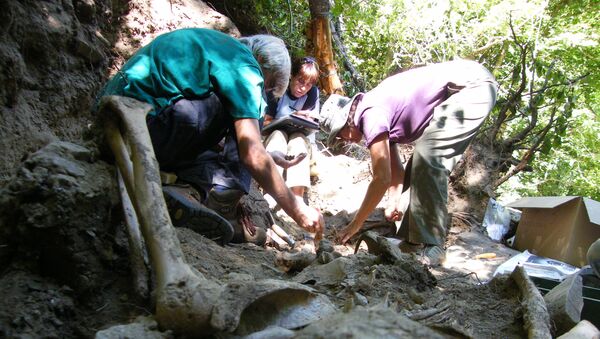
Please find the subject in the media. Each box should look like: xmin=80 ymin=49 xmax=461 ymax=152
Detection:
xmin=117 ymin=169 xmax=150 ymax=299
xmin=101 ymin=95 xmax=220 ymax=333
xmin=99 ymin=95 xmax=334 ymax=336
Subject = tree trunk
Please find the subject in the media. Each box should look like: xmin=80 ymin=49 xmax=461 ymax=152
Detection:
xmin=307 ymin=0 xmax=344 ymax=95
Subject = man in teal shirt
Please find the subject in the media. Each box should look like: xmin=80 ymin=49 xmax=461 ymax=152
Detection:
xmin=100 ymin=28 xmax=323 ymax=245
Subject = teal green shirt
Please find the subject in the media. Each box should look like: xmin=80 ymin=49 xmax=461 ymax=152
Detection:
xmin=102 ymin=28 xmax=265 ymax=119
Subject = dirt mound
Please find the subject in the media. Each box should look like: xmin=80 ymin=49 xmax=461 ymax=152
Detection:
xmin=0 ymin=141 xmax=135 ymax=337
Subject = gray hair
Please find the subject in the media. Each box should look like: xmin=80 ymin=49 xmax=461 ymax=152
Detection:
xmin=239 ymin=34 xmax=291 ymax=98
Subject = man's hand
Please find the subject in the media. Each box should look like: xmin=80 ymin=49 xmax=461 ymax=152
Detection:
xmin=234 ymin=118 xmax=320 ymax=246
xmin=298 ymin=203 xmax=324 ymax=234
xmin=288 ymin=200 xmax=324 ymax=248
xmin=384 ymin=205 xmax=403 ymax=222
xmin=336 ymin=220 xmax=363 ymax=244
xmin=269 ymin=151 xmax=307 ymax=169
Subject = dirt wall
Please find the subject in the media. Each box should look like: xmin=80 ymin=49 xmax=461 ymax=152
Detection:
xmin=0 ymin=0 xmax=238 ymax=185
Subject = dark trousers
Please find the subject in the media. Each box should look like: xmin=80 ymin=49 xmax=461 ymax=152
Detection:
xmin=146 ymin=95 xmax=251 ymax=201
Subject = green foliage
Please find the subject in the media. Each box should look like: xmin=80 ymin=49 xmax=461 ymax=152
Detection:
xmin=252 ymin=0 xmax=311 ymax=58
xmin=492 ymin=0 xmax=599 ymax=200
xmin=329 ymin=0 xmax=550 ymax=91
xmin=327 ymin=0 xmax=598 ymax=201
xmin=246 ymin=0 xmax=599 ymax=200
xmin=328 ymin=0 xmax=599 ymax=201
xmin=510 ymin=112 xmax=600 ymax=200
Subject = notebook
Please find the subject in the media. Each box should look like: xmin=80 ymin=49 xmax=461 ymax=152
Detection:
xmin=261 ymin=114 xmax=320 ymax=136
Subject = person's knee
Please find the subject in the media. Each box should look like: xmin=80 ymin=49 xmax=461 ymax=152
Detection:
xmin=169 ymin=99 xmax=202 ymax=125
xmin=270 ymin=129 xmax=288 ymax=141
xmin=264 ymin=130 xmax=288 ymax=152
xmin=288 ymin=134 xmax=309 ymax=155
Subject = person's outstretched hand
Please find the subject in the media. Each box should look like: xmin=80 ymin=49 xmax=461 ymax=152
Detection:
xmin=295 ymin=201 xmax=324 ymax=248
xmin=336 ymin=220 xmax=362 ymax=245
xmin=269 ymin=151 xmax=307 ymax=169
xmin=384 ymin=205 xmax=403 ymax=222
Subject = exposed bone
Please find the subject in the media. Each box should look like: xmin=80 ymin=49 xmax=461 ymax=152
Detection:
xmin=99 ymin=95 xmax=335 ymax=336
xmin=354 ymin=231 xmax=406 ymax=263
xmin=267 ymin=212 xmax=295 ymax=247
xmin=212 ymin=279 xmax=336 ymax=334
xmin=544 ymin=272 xmax=583 ymax=335
xmin=293 ymin=256 xmax=354 ymax=287
xmin=510 ymin=266 xmax=552 ymax=339
xmin=296 ymin=306 xmax=445 ymax=338
xmin=276 ymin=250 xmax=316 ymax=272
xmin=271 ymin=223 xmax=296 ymax=247
xmin=117 ymin=170 xmax=150 ymax=299
xmin=102 ymin=96 xmax=220 ymax=334
xmin=238 ymin=325 xmax=294 ymax=339
xmin=266 ymin=228 xmax=288 ymax=249
xmin=95 ymin=316 xmax=170 ymax=338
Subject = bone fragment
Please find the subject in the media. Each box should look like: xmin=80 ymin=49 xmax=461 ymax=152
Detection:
xmin=271 ymin=224 xmax=295 ymax=247
xmin=267 ymin=212 xmax=295 ymax=247
xmin=544 ymin=273 xmax=583 ymax=335
xmin=266 ymin=228 xmax=288 ymax=249
xmin=354 ymin=231 xmax=405 ymax=263
xmin=276 ymin=250 xmax=316 ymax=272
xmin=117 ymin=170 xmax=149 ymax=299
xmin=557 ymin=320 xmax=600 ymax=339
xmin=510 ymin=266 xmax=552 ymax=339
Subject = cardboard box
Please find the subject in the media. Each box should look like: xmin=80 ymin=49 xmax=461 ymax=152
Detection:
xmin=507 ymin=196 xmax=600 ymax=267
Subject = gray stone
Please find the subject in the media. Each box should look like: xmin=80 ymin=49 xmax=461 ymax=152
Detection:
xmin=544 ymin=273 xmax=584 ymax=335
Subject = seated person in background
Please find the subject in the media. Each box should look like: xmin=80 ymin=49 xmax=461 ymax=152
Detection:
xmin=263 ymin=56 xmax=321 ymax=203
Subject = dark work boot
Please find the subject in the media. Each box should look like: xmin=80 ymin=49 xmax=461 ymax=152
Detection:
xmin=205 ymin=189 xmax=244 ymax=222
xmin=205 ymin=189 xmax=266 ymax=245
xmin=162 ymin=184 xmax=234 ymax=245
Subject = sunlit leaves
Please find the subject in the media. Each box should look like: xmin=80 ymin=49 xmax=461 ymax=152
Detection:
xmin=246 ymin=0 xmax=598 ymax=200
xmin=514 ymin=111 xmax=600 ymax=200
xmin=253 ymin=0 xmax=311 ymax=56
xmin=326 ymin=0 xmax=597 ymax=200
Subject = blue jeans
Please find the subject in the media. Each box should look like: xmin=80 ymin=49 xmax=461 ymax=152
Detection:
xmin=146 ymin=95 xmax=251 ymax=201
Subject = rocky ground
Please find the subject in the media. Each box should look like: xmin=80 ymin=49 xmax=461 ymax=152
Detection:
xmin=0 ymin=137 xmax=528 ymax=338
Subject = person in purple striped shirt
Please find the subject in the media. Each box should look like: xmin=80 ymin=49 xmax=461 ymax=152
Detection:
xmin=321 ymin=59 xmax=498 ymax=266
